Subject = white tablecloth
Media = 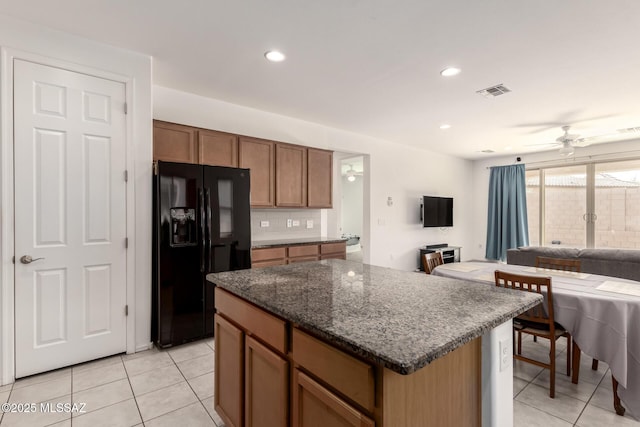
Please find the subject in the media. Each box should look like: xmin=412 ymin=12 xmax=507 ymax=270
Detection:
xmin=433 ymin=262 xmax=640 ymax=418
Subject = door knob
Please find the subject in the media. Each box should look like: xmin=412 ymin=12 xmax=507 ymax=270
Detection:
xmin=20 ymin=255 xmax=44 ymax=264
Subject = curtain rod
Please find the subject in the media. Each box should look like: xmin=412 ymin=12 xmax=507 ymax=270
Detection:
xmin=485 ymin=149 xmax=640 ymax=169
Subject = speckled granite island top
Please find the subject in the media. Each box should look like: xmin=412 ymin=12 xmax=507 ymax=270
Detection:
xmin=251 ymin=236 xmax=347 ymax=248
xmin=207 ymin=259 xmax=541 ymax=375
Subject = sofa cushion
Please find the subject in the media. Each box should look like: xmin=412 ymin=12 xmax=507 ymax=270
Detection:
xmin=506 ymin=246 xmax=580 ymax=267
xmin=578 ymin=249 xmax=640 ymax=282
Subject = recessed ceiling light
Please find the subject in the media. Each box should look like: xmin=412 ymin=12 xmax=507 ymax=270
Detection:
xmin=504 ymin=146 xmax=512 ymax=151
xmin=440 ymin=67 xmax=461 ymax=77
xmin=439 ymin=124 xmax=451 ymax=130
xmin=264 ymin=50 xmax=286 ymax=62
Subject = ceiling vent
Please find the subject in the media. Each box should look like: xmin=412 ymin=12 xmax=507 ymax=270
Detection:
xmin=480 ymin=149 xmax=495 ymax=153
xmin=476 ymin=84 xmax=511 ymax=98
xmin=617 ymin=127 xmax=640 ymax=133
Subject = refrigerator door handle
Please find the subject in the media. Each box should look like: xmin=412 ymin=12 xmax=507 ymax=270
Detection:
xmin=199 ymin=188 xmax=206 ymax=273
xmin=205 ymin=187 xmax=213 ymax=272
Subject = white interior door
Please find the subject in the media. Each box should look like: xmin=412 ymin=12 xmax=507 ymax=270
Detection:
xmin=14 ymin=59 xmax=127 ymax=378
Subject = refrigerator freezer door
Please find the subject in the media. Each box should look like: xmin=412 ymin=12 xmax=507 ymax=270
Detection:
xmin=153 ymin=162 xmax=205 ymax=347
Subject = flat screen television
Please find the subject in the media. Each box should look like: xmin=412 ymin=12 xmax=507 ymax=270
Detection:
xmin=421 ymin=196 xmax=453 ymax=227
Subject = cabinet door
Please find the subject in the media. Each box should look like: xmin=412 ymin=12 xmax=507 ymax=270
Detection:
xmin=276 ymin=144 xmax=307 ymax=207
xmin=199 ymin=129 xmax=238 ymax=167
xmin=245 ymin=336 xmax=288 ymax=427
xmin=307 ymin=148 xmax=333 ymax=208
xmin=292 ymin=369 xmax=374 ymax=427
xmin=153 ymin=120 xmax=198 ymax=163
xmin=239 ymin=137 xmax=275 ymax=207
xmin=215 ymin=315 xmax=244 ymax=427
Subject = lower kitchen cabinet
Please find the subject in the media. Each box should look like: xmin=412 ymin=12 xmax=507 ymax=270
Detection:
xmin=214 ymin=315 xmax=244 ymax=427
xmin=245 ymin=336 xmax=288 ymax=427
xmin=252 ymin=242 xmax=345 ymax=268
xmin=292 ymin=369 xmax=374 ymax=427
xmin=215 ymin=289 xmax=289 ymax=427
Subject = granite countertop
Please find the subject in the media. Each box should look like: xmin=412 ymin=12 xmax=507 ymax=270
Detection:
xmin=207 ymin=259 xmax=541 ymax=375
xmin=252 ymin=236 xmax=347 ymax=249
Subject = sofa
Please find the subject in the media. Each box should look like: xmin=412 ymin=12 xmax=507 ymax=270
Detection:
xmin=506 ymin=246 xmax=640 ymax=282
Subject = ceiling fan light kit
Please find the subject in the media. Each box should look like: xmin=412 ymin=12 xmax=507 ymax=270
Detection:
xmin=558 ymin=142 xmax=575 ymax=156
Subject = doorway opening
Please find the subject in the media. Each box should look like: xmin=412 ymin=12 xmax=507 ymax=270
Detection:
xmin=340 ymin=156 xmax=364 ymax=262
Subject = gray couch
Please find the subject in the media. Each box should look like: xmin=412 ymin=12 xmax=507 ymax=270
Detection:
xmin=506 ymin=246 xmax=640 ymax=282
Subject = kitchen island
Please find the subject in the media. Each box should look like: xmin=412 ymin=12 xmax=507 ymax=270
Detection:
xmin=207 ymin=259 xmax=541 ymax=427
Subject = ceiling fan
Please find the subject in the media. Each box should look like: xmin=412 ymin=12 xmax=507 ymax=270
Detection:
xmin=343 ymin=164 xmax=363 ymax=182
xmin=529 ymin=125 xmax=594 ymax=156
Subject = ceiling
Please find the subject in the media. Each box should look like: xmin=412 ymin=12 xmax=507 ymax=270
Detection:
xmin=3 ymin=0 xmax=640 ymax=159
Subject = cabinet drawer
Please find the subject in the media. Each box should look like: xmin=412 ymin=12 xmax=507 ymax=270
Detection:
xmin=321 ymin=242 xmax=346 ymax=255
xmin=252 ymin=247 xmax=286 ymax=263
xmin=215 ymin=288 xmax=287 ymax=354
xmin=320 ymin=253 xmax=346 ymax=261
xmin=287 ymin=256 xmax=319 ymax=264
xmin=292 ymin=328 xmax=374 ymax=412
xmin=288 ymin=245 xmax=319 ymax=258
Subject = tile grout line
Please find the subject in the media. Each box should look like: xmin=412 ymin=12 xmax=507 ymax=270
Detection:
xmin=123 ymin=352 xmax=146 ymax=427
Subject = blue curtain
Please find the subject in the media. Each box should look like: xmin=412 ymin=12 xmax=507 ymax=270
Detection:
xmin=485 ymin=164 xmax=529 ymax=260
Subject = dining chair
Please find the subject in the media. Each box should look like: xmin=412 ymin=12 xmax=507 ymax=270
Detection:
xmin=422 ymin=252 xmax=444 ymax=274
xmin=535 ymin=256 xmax=600 ymax=372
xmin=535 ymin=256 xmax=581 ymax=272
xmin=494 ymin=270 xmax=572 ymax=398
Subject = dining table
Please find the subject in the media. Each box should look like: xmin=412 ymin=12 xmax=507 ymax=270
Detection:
xmin=432 ymin=261 xmax=640 ymax=419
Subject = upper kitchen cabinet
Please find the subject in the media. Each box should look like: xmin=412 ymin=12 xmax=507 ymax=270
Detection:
xmin=199 ymin=129 xmax=238 ymax=167
xmin=153 ymin=120 xmax=198 ymax=163
xmin=239 ymin=137 xmax=275 ymax=208
xmin=307 ymin=148 xmax=333 ymax=208
xmin=276 ymin=144 xmax=307 ymax=207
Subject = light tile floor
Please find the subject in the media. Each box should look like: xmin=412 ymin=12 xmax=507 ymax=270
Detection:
xmin=0 ymin=335 xmax=637 ymax=426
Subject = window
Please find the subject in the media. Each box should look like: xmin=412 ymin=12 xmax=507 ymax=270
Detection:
xmin=526 ymin=159 xmax=640 ymax=249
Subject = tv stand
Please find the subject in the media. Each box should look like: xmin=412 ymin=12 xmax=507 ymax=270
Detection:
xmin=418 ymin=245 xmax=461 ymax=271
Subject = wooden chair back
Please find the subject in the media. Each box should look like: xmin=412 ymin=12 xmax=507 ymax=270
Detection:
xmin=494 ymin=270 xmax=555 ymax=330
xmin=422 ymin=252 xmax=444 ymax=274
xmin=535 ymin=256 xmax=581 ymax=273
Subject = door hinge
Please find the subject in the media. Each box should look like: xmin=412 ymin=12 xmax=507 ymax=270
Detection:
xmin=124 ymin=102 xmax=128 ymax=115
xmin=124 ymin=170 xmax=128 ymax=182
xmin=12 ymin=256 xmax=15 ymax=264
xmin=125 ymin=237 xmax=129 ymax=248
xmin=153 ymin=161 xmax=159 ymax=175
xmin=125 ymin=305 xmax=129 ymax=316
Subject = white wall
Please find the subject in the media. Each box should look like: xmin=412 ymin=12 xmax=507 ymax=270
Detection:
xmin=0 ymin=14 xmax=152 ymax=384
xmin=154 ymin=86 xmax=475 ymax=271
xmin=469 ymin=139 xmax=640 ymax=260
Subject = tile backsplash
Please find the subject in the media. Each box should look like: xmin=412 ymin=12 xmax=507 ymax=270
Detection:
xmin=251 ymin=209 xmax=321 ymax=240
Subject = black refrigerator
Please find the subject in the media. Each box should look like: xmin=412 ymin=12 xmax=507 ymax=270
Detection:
xmin=152 ymin=161 xmax=251 ymax=348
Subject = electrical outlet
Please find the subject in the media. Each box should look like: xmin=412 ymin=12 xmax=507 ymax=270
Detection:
xmin=306 ymin=220 xmax=313 ymax=229
xmin=499 ymin=338 xmax=511 ymax=372
xmin=292 ymin=220 xmax=300 ymax=227
xmin=286 ymin=219 xmax=293 ymax=228
xmin=260 ymin=221 xmax=269 ymax=228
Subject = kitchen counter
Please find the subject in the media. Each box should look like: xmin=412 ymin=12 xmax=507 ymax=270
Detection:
xmin=251 ymin=236 xmax=346 ymax=249
xmin=208 ymin=259 xmax=541 ymax=374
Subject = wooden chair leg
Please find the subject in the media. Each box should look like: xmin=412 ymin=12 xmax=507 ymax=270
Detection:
xmin=549 ymin=339 xmax=556 ymax=398
xmin=533 ymin=336 xmax=537 ymax=343
xmin=566 ymin=336 xmax=571 ymax=376
xmin=613 ymin=377 xmax=625 ymax=416
xmin=572 ymin=342 xmax=581 ymax=384
xmin=592 ymin=359 xmax=599 ymax=371
xmin=517 ymin=331 xmax=522 ymax=355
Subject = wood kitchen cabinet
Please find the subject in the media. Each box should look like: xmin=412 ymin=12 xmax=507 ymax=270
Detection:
xmin=214 ymin=315 xmax=244 ymax=427
xmin=239 ymin=137 xmax=275 ymax=207
xmin=154 ymin=121 xmax=333 ymax=208
xmin=215 ymin=289 xmax=289 ymax=427
xmin=199 ymin=129 xmax=238 ymax=167
xmin=293 ymin=369 xmax=374 ymax=427
xmin=251 ymin=242 xmax=345 ymax=268
xmin=245 ymin=336 xmax=288 ymax=427
xmin=276 ymin=144 xmax=307 ymax=207
xmin=153 ymin=120 xmax=198 ymax=163
xmin=307 ymin=148 xmax=333 ymax=208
